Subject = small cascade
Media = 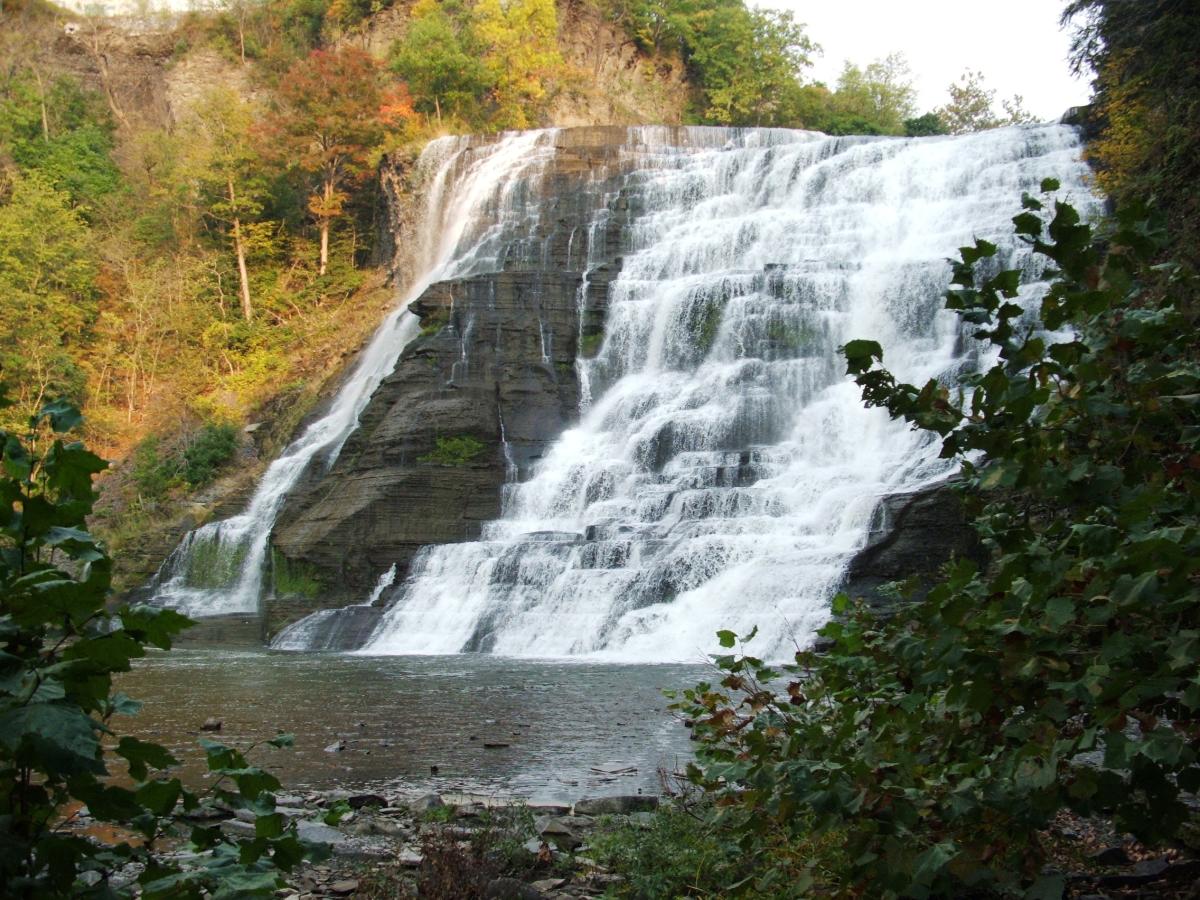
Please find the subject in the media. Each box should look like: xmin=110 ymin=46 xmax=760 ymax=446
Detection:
xmin=498 ymin=410 xmax=520 ymax=485
xmin=270 ymin=564 xmax=397 ymax=651
xmin=356 ymin=124 xmax=1100 ymax=662
xmin=146 ymin=130 xmax=563 ymax=618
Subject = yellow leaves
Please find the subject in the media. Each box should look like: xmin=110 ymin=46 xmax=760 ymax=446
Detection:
xmin=306 ymin=189 xmax=346 ymax=221
xmin=471 ymin=0 xmax=564 ymax=129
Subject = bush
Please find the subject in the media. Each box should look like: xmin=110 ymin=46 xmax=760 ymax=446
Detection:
xmin=418 ymin=435 xmax=486 ymax=466
xmin=182 ymin=422 xmax=240 ymax=487
xmin=130 ymin=434 xmax=178 ymax=500
xmin=591 ymin=801 xmax=846 ymax=898
xmin=680 ymin=190 xmax=1200 ymax=896
xmin=0 ymin=398 xmax=328 ymax=896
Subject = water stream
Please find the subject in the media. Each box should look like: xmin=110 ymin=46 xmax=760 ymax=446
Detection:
xmin=151 ymin=125 xmax=1097 ymax=663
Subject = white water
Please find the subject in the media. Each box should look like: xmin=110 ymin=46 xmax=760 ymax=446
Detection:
xmin=148 ymin=130 xmax=564 ymax=617
xmin=360 ymin=124 xmax=1098 ymax=662
xmin=269 ymin=564 xmax=397 ymax=651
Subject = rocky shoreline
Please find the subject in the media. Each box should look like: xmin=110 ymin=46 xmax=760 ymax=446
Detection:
xmin=247 ymin=785 xmax=1200 ymax=900
xmin=255 ymin=788 xmax=662 ymax=899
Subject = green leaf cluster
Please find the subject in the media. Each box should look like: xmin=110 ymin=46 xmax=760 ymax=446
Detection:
xmin=418 ymin=435 xmax=487 ymax=467
xmin=130 ymin=424 xmax=240 ymax=501
xmin=0 ymin=399 xmax=322 ymax=896
xmin=679 ymin=192 xmax=1200 ymax=896
xmin=0 ymin=71 xmax=120 ymax=212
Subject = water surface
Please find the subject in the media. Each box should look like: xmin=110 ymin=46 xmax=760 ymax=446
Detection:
xmin=119 ymin=651 xmax=707 ymax=803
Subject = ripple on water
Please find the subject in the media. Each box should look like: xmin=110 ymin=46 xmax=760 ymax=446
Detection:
xmin=118 ymin=649 xmax=706 ymax=803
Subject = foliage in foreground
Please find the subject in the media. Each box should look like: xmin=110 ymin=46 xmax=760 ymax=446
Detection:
xmin=590 ymin=801 xmax=847 ymax=898
xmin=679 ymin=191 xmax=1200 ymax=896
xmin=0 ymin=400 xmax=327 ymax=897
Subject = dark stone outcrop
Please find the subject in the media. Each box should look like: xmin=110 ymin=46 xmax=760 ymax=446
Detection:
xmin=261 ymin=127 xmax=988 ymax=639
xmin=841 ymin=482 xmax=983 ymax=609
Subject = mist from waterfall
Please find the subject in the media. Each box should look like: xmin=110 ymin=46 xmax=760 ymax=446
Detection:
xmin=357 ymin=124 xmax=1098 ymax=662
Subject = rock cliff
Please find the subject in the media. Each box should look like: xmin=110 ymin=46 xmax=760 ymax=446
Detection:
xmin=266 ymin=129 xmax=640 ymax=635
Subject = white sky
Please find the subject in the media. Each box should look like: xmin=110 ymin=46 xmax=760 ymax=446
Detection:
xmin=758 ymin=0 xmax=1092 ymax=121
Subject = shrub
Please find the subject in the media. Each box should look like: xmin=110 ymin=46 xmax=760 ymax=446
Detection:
xmin=130 ymin=434 xmax=179 ymax=500
xmin=182 ymin=422 xmax=240 ymax=487
xmin=418 ymin=435 xmax=486 ymax=466
xmin=0 ymin=398 xmax=327 ymax=896
xmin=680 ymin=190 xmax=1200 ymax=896
xmin=419 ymin=307 xmax=450 ymax=337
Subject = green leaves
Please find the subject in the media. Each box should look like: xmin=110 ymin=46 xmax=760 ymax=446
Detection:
xmin=686 ymin=194 xmax=1200 ymax=896
xmin=0 ymin=398 xmax=318 ymax=895
xmin=841 ymin=339 xmax=883 ymax=375
xmin=0 ymin=703 xmax=102 ymax=774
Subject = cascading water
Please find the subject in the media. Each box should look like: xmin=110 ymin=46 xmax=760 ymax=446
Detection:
xmin=146 ymin=130 xmax=564 ymax=617
xmin=354 ymin=123 xmax=1098 ymax=662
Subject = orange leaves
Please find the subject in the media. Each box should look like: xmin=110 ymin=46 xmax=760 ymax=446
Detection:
xmin=379 ymin=84 xmax=417 ymax=128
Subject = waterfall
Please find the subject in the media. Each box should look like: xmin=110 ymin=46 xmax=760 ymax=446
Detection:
xmin=354 ymin=124 xmax=1098 ymax=662
xmin=146 ymin=130 xmax=563 ymax=618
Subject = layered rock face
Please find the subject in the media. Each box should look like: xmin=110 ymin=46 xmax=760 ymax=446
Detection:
xmin=267 ymin=128 xmax=641 ymax=633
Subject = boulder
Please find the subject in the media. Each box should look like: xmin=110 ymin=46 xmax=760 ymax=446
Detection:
xmin=573 ymin=795 xmax=659 ymax=816
xmin=408 ymin=793 xmax=444 ymax=814
xmin=295 ymin=820 xmax=349 ymax=846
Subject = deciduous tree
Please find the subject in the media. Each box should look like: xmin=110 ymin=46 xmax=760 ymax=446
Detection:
xmin=185 ymin=87 xmax=268 ymax=322
xmin=830 ymin=53 xmax=918 ymax=135
xmin=0 ymin=173 xmax=96 ymax=423
xmin=265 ymin=47 xmax=389 ymax=275
xmin=473 ymin=0 xmax=564 ymax=129
xmin=390 ymin=0 xmax=489 ymax=127
xmin=937 ymin=69 xmax=1035 ymax=134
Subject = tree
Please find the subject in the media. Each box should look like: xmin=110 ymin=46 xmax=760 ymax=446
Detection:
xmin=0 ymin=70 xmax=120 ymax=212
xmin=472 ymin=0 xmax=564 ymax=129
xmin=1062 ymin=0 xmax=1200 ymax=264
xmin=700 ymin=7 xmax=816 ymax=126
xmin=266 ymin=47 xmax=389 ymax=276
xmin=0 ymin=397 xmax=334 ymax=896
xmin=904 ymin=111 xmax=948 ymax=136
xmin=390 ymin=0 xmax=490 ymax=127
xmin=0 ymin=172 xmax=96 ymax=424
xmin=937 ymin=69 xmax=1036 ymax=134
xmin=185 ymin=87 xmax=268 ymax=322
xmin=830 ymin=52 xmax=917 ymax=135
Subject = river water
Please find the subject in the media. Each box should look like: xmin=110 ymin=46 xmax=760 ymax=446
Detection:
xmin=118 ymin=651 xmax=707 ymax=803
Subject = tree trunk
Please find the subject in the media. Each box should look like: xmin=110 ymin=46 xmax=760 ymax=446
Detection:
xmin=229 ymin=177 xmax=253 ymax=321
xmin=319 ymin=178 xmax=333 ymax=276
xmin=32 ymin=68 xmax=49 ymax=141
xmin=85 ymin=27 xmax=130 ymax=130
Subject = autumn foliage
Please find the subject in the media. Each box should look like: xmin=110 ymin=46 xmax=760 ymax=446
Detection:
xmin=264 ymin=47 xmax=410 ymax=274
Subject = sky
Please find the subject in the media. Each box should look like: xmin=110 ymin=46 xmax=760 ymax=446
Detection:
xmin=759 ymin=0 xmax=1092 ymax=121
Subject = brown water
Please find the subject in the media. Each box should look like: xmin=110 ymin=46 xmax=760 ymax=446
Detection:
xmin=117 ymin=650 xmax=708 ymax=803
